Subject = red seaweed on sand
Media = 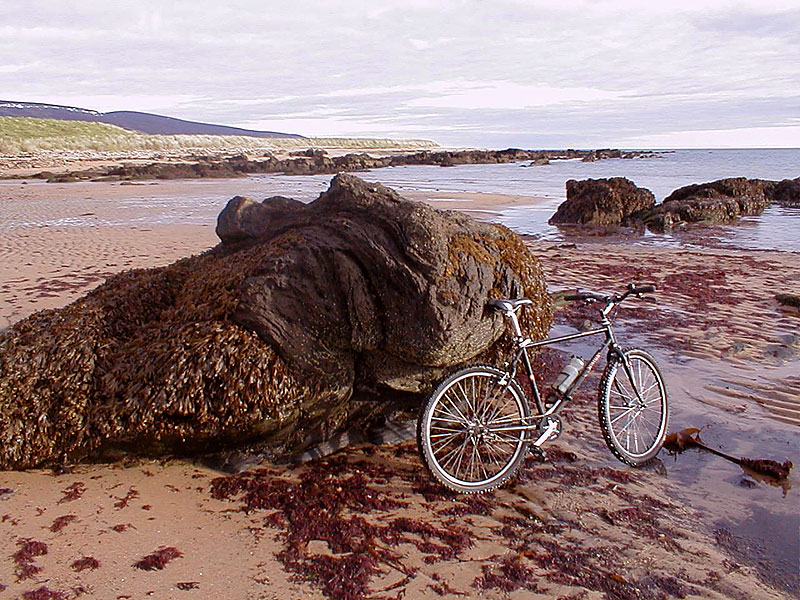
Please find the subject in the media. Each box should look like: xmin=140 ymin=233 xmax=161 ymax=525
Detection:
xmin=134 ymin=546 xmax=183 ymax=571
xmin=57 ymin=482 xmax=86 ymax=504
xmin=21 ymin=587 xmax=67 ymax=600
xmin=71 ymin=556 xmax=100 ymax=572
xmin=48 ymin=514 xmax=77 ymax=533
xmin=13 ymin=539 xmax=48 ymax=581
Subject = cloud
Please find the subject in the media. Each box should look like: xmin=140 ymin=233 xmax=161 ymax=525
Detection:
xmin=0 ymin=0 xmax=797 ymax=147
xmin=407 ymin=81 xmax=630 ymax=110
xmin=616 ymin=125 xmax=800 ymax=149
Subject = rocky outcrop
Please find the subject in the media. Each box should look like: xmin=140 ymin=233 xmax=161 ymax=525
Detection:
xmin=0 ymin=174 xmax=552 ymax=470
xmin=765 ymin=178 xmax=800 ymax=207
xmin=26 ymin=148 xmax=662 ymax=183
xmin=549 ymin=178 xmax=655 ymax=227
xmin=548 ymin=176 xmax=799 ymax=233
xmin=643 ymin=177 xmax=772 ymax=231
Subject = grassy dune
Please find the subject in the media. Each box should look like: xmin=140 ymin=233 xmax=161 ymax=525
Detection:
xmin=0 ymin=116 xmax=436 ymax=154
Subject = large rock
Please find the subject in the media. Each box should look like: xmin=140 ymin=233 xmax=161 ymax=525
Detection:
xmin=0 ymin=174 xmax=552 ymax=469
xmin=644 ymin=177 xmax=771 ymax=230
xmin=549 ymin=177 xmax=655 ymax=226
xmin=765 ymin=177 xmax=800 ymax=207
xmin=663 ymin=177 xmax=771 ymax=213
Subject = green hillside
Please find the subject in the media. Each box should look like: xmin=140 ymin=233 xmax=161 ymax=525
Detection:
xmin=0 ymin=116 xmax=436 ymax=154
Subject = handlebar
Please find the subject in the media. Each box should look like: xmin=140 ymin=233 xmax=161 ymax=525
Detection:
xmin=565 ymin=283 xmax=656 ymax=307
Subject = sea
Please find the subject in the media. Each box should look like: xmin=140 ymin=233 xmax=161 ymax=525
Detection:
xmin=249 ymin=147 xmax=800 ymax=252
xmin=2 ymin=148 xmax=797 ymax=252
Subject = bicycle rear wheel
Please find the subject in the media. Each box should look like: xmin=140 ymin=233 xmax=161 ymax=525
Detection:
xmin=598 ymin=348 xmax=669 ymax=466
xmin=417 ymin=365 xmax=530 ymax=494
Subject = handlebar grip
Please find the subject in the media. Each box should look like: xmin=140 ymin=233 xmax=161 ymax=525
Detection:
xmin=564 ymin=294 xmax=585 ymax=301
xmin=635 ymin=285 xmax=655 ymax=294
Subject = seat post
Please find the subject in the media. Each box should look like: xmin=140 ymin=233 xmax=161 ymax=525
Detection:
xmin=505 ymin=310 xmax=524 ymax=341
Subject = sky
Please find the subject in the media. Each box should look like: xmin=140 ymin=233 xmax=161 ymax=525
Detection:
xmin=1 ymin=0 xmax=799 ymax=149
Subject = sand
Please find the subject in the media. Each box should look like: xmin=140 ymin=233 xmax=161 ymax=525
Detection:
xmin=1 ymin=178 xmax=798 ymax=599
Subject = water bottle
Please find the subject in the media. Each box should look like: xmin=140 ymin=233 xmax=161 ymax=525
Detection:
xmin=553 ymin=356 xmax=585 ymax=394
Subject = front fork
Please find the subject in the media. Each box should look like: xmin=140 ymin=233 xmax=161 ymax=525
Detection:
xmin=610 ymin=346 xmax=645 ymax=406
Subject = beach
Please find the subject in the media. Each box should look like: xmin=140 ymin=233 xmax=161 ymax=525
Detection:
xmin=0 ymin=175 xmax=798 ymax=599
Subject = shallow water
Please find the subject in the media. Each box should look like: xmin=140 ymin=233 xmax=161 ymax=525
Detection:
xmin=3 ymin=149 xmax=798 ymax=252
xmin=358 ymin=149 xmax=800 ymax=252
xmin=544 ymin=322 xmax=799 ymax=593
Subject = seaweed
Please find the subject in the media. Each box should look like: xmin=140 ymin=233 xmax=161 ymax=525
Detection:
xmin=436 ymin=494 xmax=494 ymax=517
xmin=113 ymin=487 xmax=139 ymax=508
xmin=48 ymin=514 xmax=78 ymax=533
xmin=57 ymin=482 xmax=86 ymax=504
xmin=427 ymin=574 xmax=466 ymax=596
xmin=13 ymin=539 xmax=48 ymax=581
xmin=134 ymin=546 xmax=183 ymax=571
xmin=473 ymin=554 xmax=540 ymax=592
xmin=665 ymin=428 xmax=793 ymax=480
xmin=739 ymin=457 xmax=793 ymax=480
xmin=21 ymin=587 xmax=67 ymax=600
xmin=175 ymin=582 xmax=200 ymax=590
xmin=71 ymin=556 xmax=100 ymax=572
xmin=211 ymin=452 xmax=483 ymax=600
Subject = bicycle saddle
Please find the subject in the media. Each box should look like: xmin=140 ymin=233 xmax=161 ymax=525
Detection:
xmin=487 ymin=298 xmax=533 ymax=313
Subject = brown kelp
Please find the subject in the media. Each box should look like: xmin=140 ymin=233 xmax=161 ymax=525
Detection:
xmin=664 ymin=428 xmax=793 ymax=480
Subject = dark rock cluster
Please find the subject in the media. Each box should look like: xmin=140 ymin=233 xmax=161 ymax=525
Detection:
xmin=645 ymin=177 xmax=772 ymax=231
xmin=0 ymin=175 xmax=552 ymax=469
xmin=29 ymin=148 xmax=659 ymax=183
xmin=579 ymin=149 xmax=660 ymax=162
xmin=549 ymin=177 xmax=655 ymax=227
xmin=765 ymin=177 xmax=800 ymax=207
xmin=550 ymin=176 xmax=799 ymax=231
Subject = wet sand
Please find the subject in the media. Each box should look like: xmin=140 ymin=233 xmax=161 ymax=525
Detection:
xmin=1 ymin=179 xmax=798 ymax=598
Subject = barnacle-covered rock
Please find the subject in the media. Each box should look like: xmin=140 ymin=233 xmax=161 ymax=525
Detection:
xmin=0 ymin=174 xmax=551 ymax=469
xmin=549 ymin=178 xmax=655 ymax=227
xmin=643 ymin=177 xmax=772 ymax=231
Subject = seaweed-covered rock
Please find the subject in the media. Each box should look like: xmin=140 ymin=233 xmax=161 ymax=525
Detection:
xmin=549 ymin=178 xmax=655 ymax=226
xmin=765 ymin=177 xmax=800 ymax=207
xmin=645 ymin=177 xmax=771 ymax=230
xmin=663 ymin=177 xmax=771 ymax=214
xmin=0 ymin=174 xmax=552 ymax=469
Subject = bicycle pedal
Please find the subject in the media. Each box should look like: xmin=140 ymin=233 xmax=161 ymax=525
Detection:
xmin=529 ymin=446 xmax=549 ymax=463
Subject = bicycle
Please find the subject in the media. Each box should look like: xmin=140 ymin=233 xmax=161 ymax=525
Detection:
xmin=417 ymin=283 xmax=669 ymax=493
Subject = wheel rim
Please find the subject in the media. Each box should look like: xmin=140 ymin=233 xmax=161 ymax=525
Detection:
xmin=425 ymin=371 xmax=526 ymax=488
xmin=606 ymin=356 xmax=666 ymax=457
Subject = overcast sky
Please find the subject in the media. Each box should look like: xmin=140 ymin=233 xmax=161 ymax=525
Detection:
xmin=2 ymin=0 xmax=799 ymax=148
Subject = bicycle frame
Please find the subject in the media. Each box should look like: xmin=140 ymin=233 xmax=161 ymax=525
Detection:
xmin=491 ymin=303 xmax=632 ymax=439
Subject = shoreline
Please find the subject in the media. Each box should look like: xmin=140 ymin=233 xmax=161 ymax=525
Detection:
xmin=0 ymin=183 xmax=798 ymax=598
xmin=0 ymin=147 xmax=659 ymax=181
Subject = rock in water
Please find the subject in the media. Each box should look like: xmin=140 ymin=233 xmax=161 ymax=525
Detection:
xmin=765 ymin=177 xmax=800 ymax=207
xmin=644 ymin=177 xmax=772 ymax=230
xmin=0 ymin=174 xmax=552 ymax=469
xmin=549 ymin=178 xmax=655 ymax=227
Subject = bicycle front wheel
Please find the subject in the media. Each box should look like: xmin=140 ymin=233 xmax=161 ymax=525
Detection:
xmin=417 ymin=365 xmax=530 ymax=494
xmin=599 ymin=348 xmax=669 ymax=466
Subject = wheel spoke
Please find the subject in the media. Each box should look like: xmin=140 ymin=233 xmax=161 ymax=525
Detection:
xmin=455 ymin=380 xmax=477 ymax=419
xmin=438 ymin=436 xmax=469 ymax=469
xmin=441 ymin=393 xmax=470 ymax=425
xmin=431 ymin=432 xmax=463 ymax=448
xmin=610 ymin=406 xmax=636 ymax=424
